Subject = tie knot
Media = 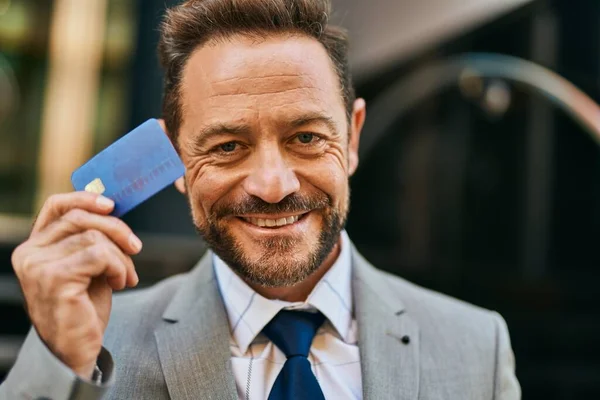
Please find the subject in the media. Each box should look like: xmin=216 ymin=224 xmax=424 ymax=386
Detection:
xmin=262 ymin=310 xmax=325 ymax=358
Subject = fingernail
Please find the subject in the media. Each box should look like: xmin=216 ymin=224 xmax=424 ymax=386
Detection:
xmin=96 ymin=196 xmax=114 ymax=209
xmin=129 ymin=234 xmax=143 ymax=252
xmin=133 ymin=272 xmax=140 ymax=286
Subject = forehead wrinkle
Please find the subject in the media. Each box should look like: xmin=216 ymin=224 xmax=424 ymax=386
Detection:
xmin=208 ymin=85 xmax=322 ymax=99
xmin=212 ymin=73 xmax=304 ymax=86
xmin=211 ymin=70 xmax=322 ymax=95
xmin=208 ymin=104 xmax=257 ymax=113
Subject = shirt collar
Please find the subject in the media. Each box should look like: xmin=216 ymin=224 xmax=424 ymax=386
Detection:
xmin=214 ymin=230 xmax=354 ymax=354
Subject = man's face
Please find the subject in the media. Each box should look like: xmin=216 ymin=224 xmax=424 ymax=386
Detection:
xmin=176 ymin=34 xmax=364 ymax=287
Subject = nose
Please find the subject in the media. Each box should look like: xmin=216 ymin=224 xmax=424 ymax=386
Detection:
xmin=242 ymin=145 xmax=300 ymax=203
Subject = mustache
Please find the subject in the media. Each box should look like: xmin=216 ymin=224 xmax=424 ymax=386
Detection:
xmin=211 ymin=192 xmax=331 ymax=219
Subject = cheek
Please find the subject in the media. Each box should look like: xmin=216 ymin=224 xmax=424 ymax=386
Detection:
xmin=187 ymin=183 xmax=211 ymax=225
xmin=298 ymin=155 xmax=349 ymax=207
xmin=186 ymin=164 xmax=233 ymax=224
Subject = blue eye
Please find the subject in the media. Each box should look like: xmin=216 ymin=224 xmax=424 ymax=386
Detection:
xmin=220 ymin=142 xmax=237 ymax=152
xmin=297 ymin=133 xmax=314 ymax=144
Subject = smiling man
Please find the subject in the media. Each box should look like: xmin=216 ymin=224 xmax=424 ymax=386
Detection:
xmin=179 ymin=33 xmax=355 ymax=299
xmin=2 ymin=1 xmax=520 ymax=399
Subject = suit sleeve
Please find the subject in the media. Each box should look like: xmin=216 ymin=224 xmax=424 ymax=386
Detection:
xmin=0 ymin=327 xmax=115 ymax=400
xmin=491 ymin=312 xmax=521 ymax=400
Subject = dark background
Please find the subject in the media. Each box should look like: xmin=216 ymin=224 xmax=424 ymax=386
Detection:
xmin=1 ymin=0 xmax=599 ymax=398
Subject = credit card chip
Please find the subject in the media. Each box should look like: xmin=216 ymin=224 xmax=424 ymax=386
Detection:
xmin=85 ymin=178 xmax=106 ymax=194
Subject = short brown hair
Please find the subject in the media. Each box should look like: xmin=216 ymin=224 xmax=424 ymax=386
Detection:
xmin=158 ymin=0 xmax=355 ymax=146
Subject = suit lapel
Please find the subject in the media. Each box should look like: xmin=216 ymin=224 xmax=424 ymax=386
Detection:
xmin=352 ymin=249 xmax=420 ymax=400
xmin=154 ymin=252 xmax=237 ymax=400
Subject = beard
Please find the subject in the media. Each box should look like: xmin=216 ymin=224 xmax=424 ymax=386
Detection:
xmin=193 ymin=190 xmax=348 ymax=287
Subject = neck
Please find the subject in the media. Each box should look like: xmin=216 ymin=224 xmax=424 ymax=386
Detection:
xmin=246 ymin=239 xmax=342 ymax=302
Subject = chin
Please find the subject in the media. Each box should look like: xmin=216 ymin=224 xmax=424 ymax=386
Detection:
xmin=222 ymin=226 xmax=323 ymax=287
xmin=196 ymin=206 xmax=344 ymax=287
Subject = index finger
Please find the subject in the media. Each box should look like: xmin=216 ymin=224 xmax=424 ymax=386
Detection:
xmin=32 ymin=192 xmax=115 ymax=236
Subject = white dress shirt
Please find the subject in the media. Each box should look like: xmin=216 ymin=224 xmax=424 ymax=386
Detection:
xmin=214 ymin=230 xmax=362 ymax=400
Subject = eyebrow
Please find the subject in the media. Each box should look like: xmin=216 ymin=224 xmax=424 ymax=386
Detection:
xmin=190 ymin=112 xmax=338 ymax=150
xmin=191 ymin=123 xmax=252 ymax=150
xmin=288 ymin=113 xmax=338 ymax=135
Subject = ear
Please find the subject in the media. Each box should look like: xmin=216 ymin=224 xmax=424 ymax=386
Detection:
xmin=158 ymin=118 xmax=187 ymax=194
xmin=348 ymin=98 xmax=366 ymax=176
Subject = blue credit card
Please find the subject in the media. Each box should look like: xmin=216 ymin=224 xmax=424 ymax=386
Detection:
xmin=71 ymin=119 xmax=185 ymax=217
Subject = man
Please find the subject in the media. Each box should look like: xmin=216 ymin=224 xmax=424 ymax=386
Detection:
xmin=1 ymin=0 xmax=521 ymax=399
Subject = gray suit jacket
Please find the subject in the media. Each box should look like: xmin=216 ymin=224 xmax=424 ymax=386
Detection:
xmin=1 ymin=246 xmax=521 ymax=399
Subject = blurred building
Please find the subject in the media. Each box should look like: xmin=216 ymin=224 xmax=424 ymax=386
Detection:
xmin=1 ymin=0 xmax=599 ymax=398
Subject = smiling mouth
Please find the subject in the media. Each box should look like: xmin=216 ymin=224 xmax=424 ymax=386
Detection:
xmin=239 ymin=213 xmax=308 ymax=228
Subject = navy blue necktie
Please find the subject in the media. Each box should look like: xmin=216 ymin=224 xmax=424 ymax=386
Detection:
xmin=262 ymin=310 xmax=326 ymax=400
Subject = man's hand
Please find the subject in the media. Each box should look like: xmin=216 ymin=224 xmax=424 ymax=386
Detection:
xmin=11 ymin=192 xmax=142 ymax=379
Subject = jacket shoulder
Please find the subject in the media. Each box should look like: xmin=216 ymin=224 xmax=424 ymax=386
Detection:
xmin=384 ymin=268 xmax=495 ymax=318
xmin=357 ymin=256 xmax=504 ymax=338
xmin=360 ymin=261 xmax=519 ymax=397
xmin=360 ymin=260 xmax=511 ymax=390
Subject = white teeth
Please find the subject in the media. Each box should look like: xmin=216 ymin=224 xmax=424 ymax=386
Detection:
xmin=245 ymin=214 xmax=302 ymax=228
